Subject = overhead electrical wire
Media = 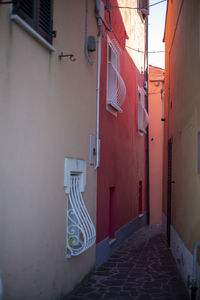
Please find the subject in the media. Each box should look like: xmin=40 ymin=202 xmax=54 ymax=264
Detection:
xmin=126 ymin=45 xmax=164 ymax=54
xmin=149 ymin=0 xmax=167 ymax=8
xmin=148 ymin=50 xmax=165 ymax=53
xmin=110 ymin=0 xmax=167 ymax=53
xmin=111 ymin=0 xmax=167 ymax=10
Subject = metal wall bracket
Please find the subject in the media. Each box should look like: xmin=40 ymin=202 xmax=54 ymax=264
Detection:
xmin=52 ymin=30 xmax=57 ymax=38
xmin=58 ymin=52 xmax=76 ymax=62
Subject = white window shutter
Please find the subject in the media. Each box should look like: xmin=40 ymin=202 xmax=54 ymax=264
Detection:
xmin=138 ymin=89 xmax=144 ymax=132
xmin=107 ymin=37 xmax=126 ymax=112
xmin=138 ymin=87 xmax=149 ymax=134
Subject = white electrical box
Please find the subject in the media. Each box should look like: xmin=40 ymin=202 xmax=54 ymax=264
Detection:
xmin=64 ymin=157 xmax=86 ymax=194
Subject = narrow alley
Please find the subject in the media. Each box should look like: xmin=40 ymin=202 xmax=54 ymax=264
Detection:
xmin=64 ymin=224 xmax=189 ymax=300
xmin=2 ymin=1 xmax=200 ymax=299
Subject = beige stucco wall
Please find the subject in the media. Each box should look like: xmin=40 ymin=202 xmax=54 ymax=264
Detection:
xmin=164 ymin=0 xmax=200 ymax=253
xmin=118 ymin=0 xmax=147 ymax=72
xmin=0 ymin=1 xmax=97 ymax=299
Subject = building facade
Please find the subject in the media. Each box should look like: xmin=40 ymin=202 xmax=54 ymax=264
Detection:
xmin=96 ymin=0 xmax=149 ymax=265
xmin=0 ymin=1 xmax=98 ymax=299
xmin=149 ymin=65 xmax=164 ymax=224
xmin=164 ymin=0 xmax=200 ymax=295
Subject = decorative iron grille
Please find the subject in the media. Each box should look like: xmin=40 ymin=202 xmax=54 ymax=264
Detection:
xmin=107 ymin=62 xmax=126 ymax=112
xmin=66 ymin=175 xmax=96 ymax=258
xmin=107 ymin=38 xmax=126 ymax=112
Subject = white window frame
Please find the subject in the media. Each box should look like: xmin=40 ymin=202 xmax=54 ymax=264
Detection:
xmin=107 ymin=37 xmax=126 ymax=113
xmin=138 ymin=86 xmax=149 ymax=134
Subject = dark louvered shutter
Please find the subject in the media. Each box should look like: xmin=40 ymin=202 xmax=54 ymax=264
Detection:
xmin=138 ymin=0 xmax=149 ymax=16
xmin=18 ymin=0 xmax=34 ymax=18
xmin=143 ymin=0 xmax=149 ymax=13
xmin=14 ymin=0 xmax=35 ymax=28
xmin=37 ymin=0 xmax=52 ymax=43
xmin=13 ymin=0 xmax=53 ymax=44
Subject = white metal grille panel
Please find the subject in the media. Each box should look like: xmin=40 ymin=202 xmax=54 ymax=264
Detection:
xmin=107 ymin=37 xmax=126 ymax=112
xmin=66 ymin=175 xmax=96 ymax=258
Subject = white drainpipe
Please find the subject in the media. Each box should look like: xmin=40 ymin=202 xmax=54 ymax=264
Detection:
xmin=95 ymin=19 xmax=102 ymax=170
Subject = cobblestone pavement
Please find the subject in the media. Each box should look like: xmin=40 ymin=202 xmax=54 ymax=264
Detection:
xmin=65 ymin=224 xmax=190 ymax=300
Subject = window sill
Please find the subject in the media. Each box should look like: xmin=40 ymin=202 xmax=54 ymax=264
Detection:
xmin=106 ymin=104 xmax=117 ymax=117
xmin=107 ymin=101 xmax=123 ymax=113
xmin=10 ymin=14 xmax=56 ymax=52
xmin=138 ymin=130 xmax=144 ymax=136
xmin=109 ymin=238 xmax=116 ymax=246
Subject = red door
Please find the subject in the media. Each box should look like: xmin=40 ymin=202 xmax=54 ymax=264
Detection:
xmin=167 ymin=138 xmax=173 ymax=246
xmin=109 ymin=187 xmax=116 ymax=239
xmin=139 ymin=181 xmax=143 ymax=215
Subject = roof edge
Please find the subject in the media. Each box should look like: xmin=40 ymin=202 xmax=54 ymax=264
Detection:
xmin=163 ymin=0 xmax=169 ymax=42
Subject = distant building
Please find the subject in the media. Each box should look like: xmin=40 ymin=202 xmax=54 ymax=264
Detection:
xmin=149 ymin=65 xmax=164 ymax=224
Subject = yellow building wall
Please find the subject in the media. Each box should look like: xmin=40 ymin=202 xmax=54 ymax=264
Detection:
xmin=0 ymin=1 xmax=97 ymax=299
xmin=164 ymin=0 xmax=200 ymax=253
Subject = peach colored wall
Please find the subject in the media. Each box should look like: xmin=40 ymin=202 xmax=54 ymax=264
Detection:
xmin=0 ymin=1 xmax=97 ymax=299
xmin=149 ymin=65 xmax=164 ymax=224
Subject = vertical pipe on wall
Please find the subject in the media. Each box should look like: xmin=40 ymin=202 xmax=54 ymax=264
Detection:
xmin=94 ymin=18 xmax=102 ymax=169
xmin=139 ymin=181 xmax=143 ymax=215
xmin=94 ymin=0 xmax=112 ymax=169
xmin=109 ymin=186 xmax=116 ymax=239
xmin=145 ymin=16 xmax=150 ymax=225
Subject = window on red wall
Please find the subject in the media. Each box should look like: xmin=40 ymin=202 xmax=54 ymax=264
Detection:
xmin=138 ymin=86 xmax=149 ymax=134
xmin=107 ymin=37 xmax=126 ymax=113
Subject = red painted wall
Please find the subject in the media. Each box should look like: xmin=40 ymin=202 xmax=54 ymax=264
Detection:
xmin=97 ymin=2 xmax=147 ymax=243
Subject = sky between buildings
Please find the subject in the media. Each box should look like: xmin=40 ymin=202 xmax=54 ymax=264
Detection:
xmin=148 ymin=0 xmax=167 ymax=70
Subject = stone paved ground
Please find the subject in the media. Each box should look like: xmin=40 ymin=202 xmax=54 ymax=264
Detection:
xmin=64 ymin=224 xmax=190 ymax=300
